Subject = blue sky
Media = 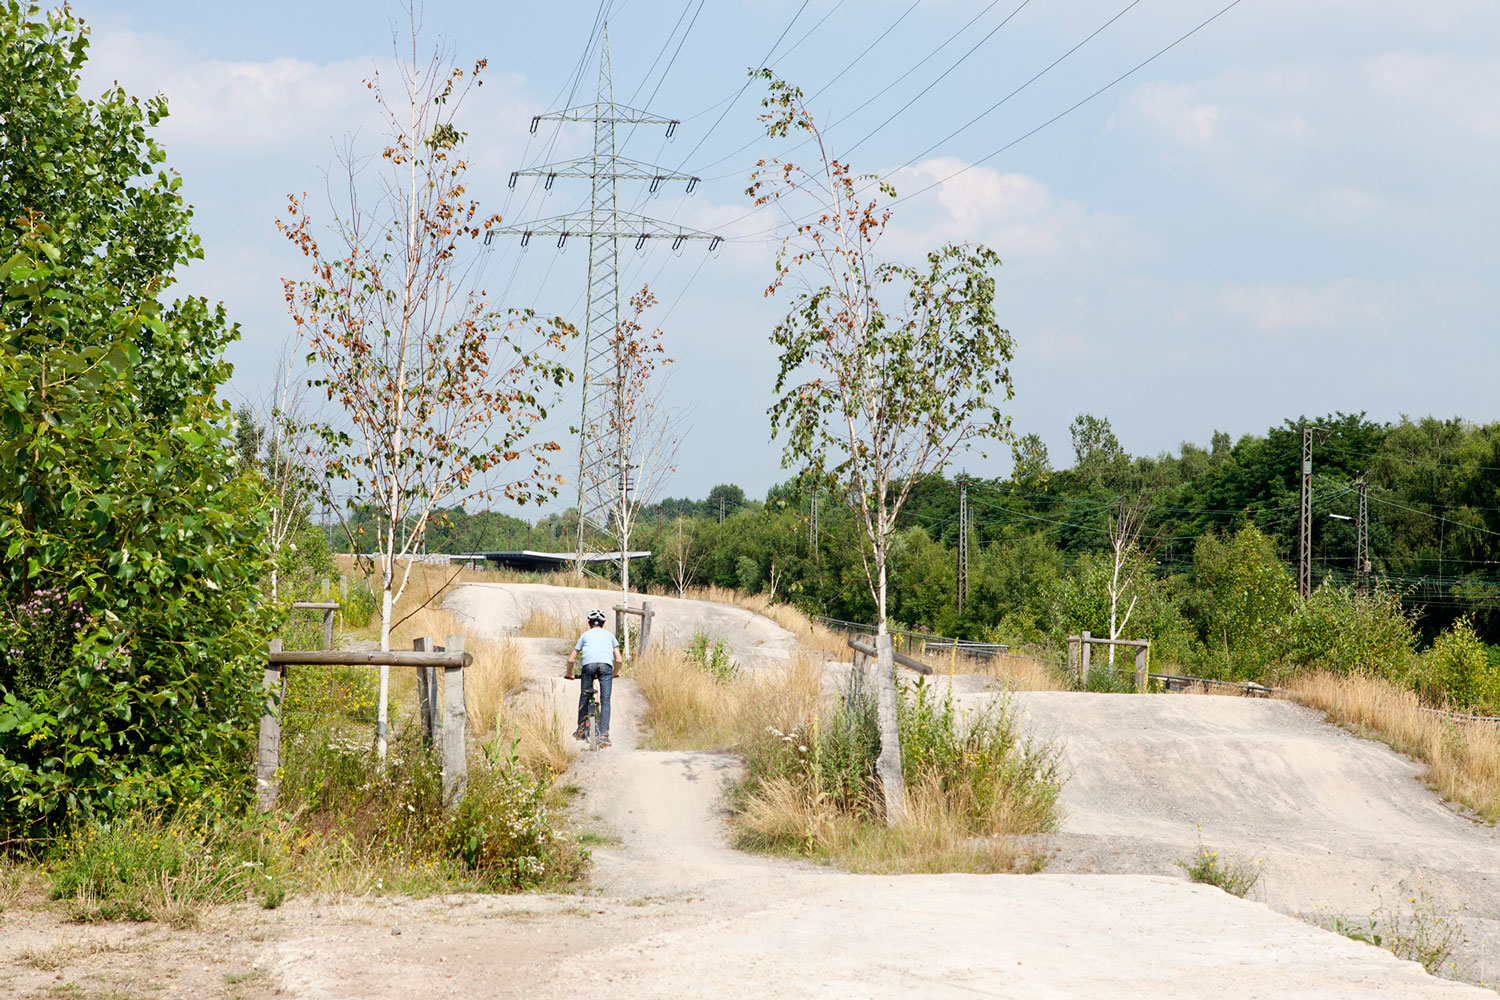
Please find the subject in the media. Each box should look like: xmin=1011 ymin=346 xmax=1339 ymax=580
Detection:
xmin=71 ymin=0 xmax=1499 ymax=510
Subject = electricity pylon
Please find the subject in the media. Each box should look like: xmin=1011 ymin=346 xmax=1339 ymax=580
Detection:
xmin=490 ymin=26 xmax=720 ymax=569
xmin=956 ymin=476 xmax=969 ymax=612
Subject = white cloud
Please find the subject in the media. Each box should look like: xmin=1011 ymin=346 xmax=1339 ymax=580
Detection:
xmin=879 ymin=158 xmax=1147 ymax=270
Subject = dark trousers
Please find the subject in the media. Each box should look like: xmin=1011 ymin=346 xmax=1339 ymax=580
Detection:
xmin=576 ymin=662 xmax=613 ymax=736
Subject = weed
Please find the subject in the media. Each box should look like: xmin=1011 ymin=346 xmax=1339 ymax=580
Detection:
xmin=685 ymin=630 xmax=737 ymax=683
xmin=1175 ymin=833 xmax=1261 ymax=897
xmin=1320 ymin=885 xmax=1461 ymax=975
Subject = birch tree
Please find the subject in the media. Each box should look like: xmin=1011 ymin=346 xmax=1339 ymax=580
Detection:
xmin=749 ymin=73 xmax=1015 ymax=823
xmin=582 ymin=285 xmax=685 ymax=651
xmin=1104 ymin=496 xmax=1151 ymax=667
xmin=279 ymin=11 xmax=570 ymax=757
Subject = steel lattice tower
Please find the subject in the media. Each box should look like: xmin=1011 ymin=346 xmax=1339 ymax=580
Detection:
xmin=956 ymin=477 xmax=969 ymax=612
xmin=493 ymin=27 xmax=720 ymax=567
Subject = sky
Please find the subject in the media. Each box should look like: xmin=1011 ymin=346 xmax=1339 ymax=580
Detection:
xmin=68 ymin=0 xmax=1500 ymax=513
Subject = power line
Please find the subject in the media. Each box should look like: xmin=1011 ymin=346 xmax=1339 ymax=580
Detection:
xmin=842 ymin=0 xmax=1037 ymax=160
xmin=726 ymin=0 xmax=1247 ymax=244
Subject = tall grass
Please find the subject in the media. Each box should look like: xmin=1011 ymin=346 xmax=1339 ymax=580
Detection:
xmin=518 ymin=609 xmax=571 ymax=639
xmin=466 ymin=637 xmax=526 ymax=738
xmin=630 ymin=645 xmax=822 ymax=750
xmin=493 ymin=691 xmax=575 ymax=779
xmin=1287 ymin=670 xmax=1500 ymax=822
xmin=681 ymin=585 xmax=851 ymax=659
xmin=729 ymin=671 xmax=1061 ymax=873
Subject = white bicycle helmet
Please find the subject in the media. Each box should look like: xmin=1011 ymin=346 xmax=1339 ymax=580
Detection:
xmin=586 ymin=608 xmax=607 ymax=626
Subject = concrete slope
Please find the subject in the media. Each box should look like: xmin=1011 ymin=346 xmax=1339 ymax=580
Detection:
xmin=1012 ymin=692 xmax=1500 ymax=978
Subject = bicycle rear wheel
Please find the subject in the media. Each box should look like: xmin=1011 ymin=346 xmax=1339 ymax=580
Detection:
xmin=586 ymin=713 xmax=601 ymax=752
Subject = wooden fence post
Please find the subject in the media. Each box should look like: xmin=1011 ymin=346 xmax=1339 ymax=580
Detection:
xmin=1134 ymin=643 xmax=1149 ymax=693
xmin=1080 ymin=631 xmax=1092 ymax=688
xmin=442 ymin=633 xmax=467 ymax=809
xmin=638 ymin=601 xmax=653 ymax=657
xmin=257 ymin=639 xmax=285 ymax=813
xmin=874 ymin=634 xmax=907 ymax=827
xmin=321 ymin=607 xmax=335 ymax=650
xmin=414 ymin=637 xmax=438 ymax=745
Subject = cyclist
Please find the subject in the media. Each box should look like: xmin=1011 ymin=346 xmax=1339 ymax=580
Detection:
xmin=564 ymin=608 xmax=622 ymax=748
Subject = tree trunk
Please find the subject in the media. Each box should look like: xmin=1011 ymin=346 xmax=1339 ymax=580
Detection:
xmin=873 ymin=633 xmax=906 ymax=826
xmin=376 ymin=570 xmax=393 ymax=759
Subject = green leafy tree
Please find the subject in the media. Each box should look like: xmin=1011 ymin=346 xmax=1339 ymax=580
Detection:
xmin=749 ymin=73 xmax=1015 ymax=824
xmin=0 ymin=2 xmax=272 ymax=831
xmin=1189 ymin=524 xmax=1296 ymax=678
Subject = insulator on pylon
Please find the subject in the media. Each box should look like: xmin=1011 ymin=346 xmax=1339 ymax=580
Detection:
xmin=508 ymin=172 xmax=518 ymax=189
xmin=686 ymin=177 xmax=699 ymax=194
xmin=671 ymin=235 xmax=684 ymax=252
xmin=557 ymin=232 xmax=568 ymax=249
xmin=635 ymin=234 xmax=647 ymax=251
xmin=530 ymin=116 xmax=540 ymax=134
xmin=665 ymin=121 xmax=678 ymax=138
xmin=708 ymin=236 xmax=722 ymax=254
xmin=483 ymin=231 xmax=495 ymax=247
xmin=649 ymin=176 xmax=662 ymax=194
xmin=545 ymin=173 xmax=556 ymax=191
xmin=520 ymin=231 xmax=532 ymax=248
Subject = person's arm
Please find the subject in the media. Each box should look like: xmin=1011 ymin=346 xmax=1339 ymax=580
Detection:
xmin=613 ymin=644 xmax=624 ymax=676
xmin=565 ymin=644 xmax=579 ymax=679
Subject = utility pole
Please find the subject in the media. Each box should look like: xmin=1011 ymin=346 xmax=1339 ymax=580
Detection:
xmin=492 ymin=26 xmax=721 ymax=573
xmin=956 ymin=476 xmax=969 ymax=613
xmin=1356 ymin=475 xmax=1369 ymax=593
xmin=1298 ymin=426 xmax=1314 ymax=599
xmin=809 ymin=488 xmax=818 ymax=551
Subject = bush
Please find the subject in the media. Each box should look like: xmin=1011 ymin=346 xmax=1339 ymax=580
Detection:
xmin=0 ymin=5 xmax=274 ymax=835
xmin=1278 ymin=584 xmax=1417 ymax=679
xmin=1420 ymin=616 xmax=1500 ymax=711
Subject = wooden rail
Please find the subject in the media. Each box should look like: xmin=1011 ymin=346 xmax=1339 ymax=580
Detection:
xmin=613 ymin=601 xmax=655 ymax=657
xmin=290 ymin=600 xmax=339 ymax=649
xmin=847 ymin=637 xmax=933 ymax=676
xmin=257 ymin=635 xmax=468 ymax=814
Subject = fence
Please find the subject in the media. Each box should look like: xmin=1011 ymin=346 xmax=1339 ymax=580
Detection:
xmin=257 ymin=635 xmax=472 ymax=814
xmin=811 ymin=615 xmax=1008 ymax=659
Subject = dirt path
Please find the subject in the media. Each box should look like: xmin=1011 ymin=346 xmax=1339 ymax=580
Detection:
xmin=5 ymin=585 xmax=1495 ymax=998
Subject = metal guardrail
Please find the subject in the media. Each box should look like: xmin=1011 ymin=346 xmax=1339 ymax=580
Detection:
xmin=812 ymin=615 xmax=1008 ymax=660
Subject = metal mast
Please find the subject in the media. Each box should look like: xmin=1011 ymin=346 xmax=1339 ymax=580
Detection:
xmin=956 ymin=476 xmax=969 ymax=612
xmin=492 ymin=27 xmax=721 ymax=569
xmin=1356 ymin=475 xmax=1369 ymax=593
xmin=1298 ymin=426 xmax=1314 ymax=599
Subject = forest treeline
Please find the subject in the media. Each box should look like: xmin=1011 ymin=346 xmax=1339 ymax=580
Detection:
xmin=387 ymin=411 xmax=1500 ymax=693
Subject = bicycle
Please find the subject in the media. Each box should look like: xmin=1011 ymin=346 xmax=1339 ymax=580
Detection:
xmin=580 ymin=686 xmax=603 ymax=752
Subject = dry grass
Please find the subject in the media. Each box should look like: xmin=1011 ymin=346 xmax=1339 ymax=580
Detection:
xmin=518 ymin=609 xmax=572 ymax=639
xmin=982 ymin=651 xmax=1072 ymax=692
xmin=16 ymin=938 xmax=131 ymax=970
xmin=466 ymin=637 xmax=526 ymax=738
xmin=734 ymin=771 xmax=1046 ymax=874
xmin=631 ymin=646 xmax=823 ymax=750
xmin=492 ymin=691 xmax=575 ymax=779
xmin=1286 ymin=670 xmax=1500 ymax=822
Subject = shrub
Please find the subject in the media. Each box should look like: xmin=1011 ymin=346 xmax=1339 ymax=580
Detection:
xmin=0 ymin=5 xmax=274 ymax=835
xmin=1278 ymin=584 xmax=1417 ymax=679
xmin=1421 ymin=616 xmax=1499 ymax=711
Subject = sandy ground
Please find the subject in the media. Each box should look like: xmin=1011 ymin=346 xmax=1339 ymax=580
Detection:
xmin=3 ymin=584 xmax=1496 ymax=999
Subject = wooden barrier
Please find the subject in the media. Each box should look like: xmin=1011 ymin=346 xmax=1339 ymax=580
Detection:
xmin=256 ymin=635 xmax=471 ymax=813
xmin=613 ymin=600 xmax=655 ymax=657
xmin=1067 ymin=633 xmax=1151 ymax=692
xmin=847 ymin=637 xmax=933 ymax=676
xmin=290 ymin=600 xmax=339 ymax=649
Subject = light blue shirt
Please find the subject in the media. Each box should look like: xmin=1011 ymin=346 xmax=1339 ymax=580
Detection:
xmin=575 ymin=626 xmax=618 ymax=666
